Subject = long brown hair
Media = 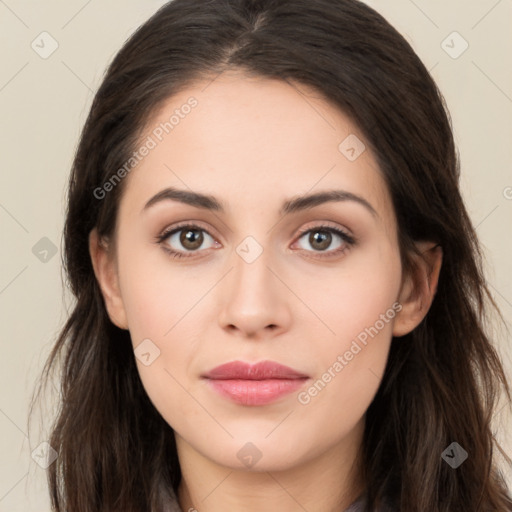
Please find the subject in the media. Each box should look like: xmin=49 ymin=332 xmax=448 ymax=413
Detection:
xmin=29 ymin=0 xmax=512 ymax=510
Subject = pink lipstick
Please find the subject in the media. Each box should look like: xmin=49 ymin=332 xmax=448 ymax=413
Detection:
xmin=202 ymin=360 xmax=309 ymax=406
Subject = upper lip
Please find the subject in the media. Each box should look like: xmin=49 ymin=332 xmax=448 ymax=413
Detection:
xmin=202 ymin=360 xmax=309 ymax=380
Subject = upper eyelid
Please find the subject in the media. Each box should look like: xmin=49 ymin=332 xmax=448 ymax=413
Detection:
xmin=159 ymin=221 xmax=218 ymax=240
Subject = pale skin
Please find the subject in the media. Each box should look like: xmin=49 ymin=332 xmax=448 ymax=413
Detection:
xmin=89 ymin=70 xmax=442 ymax=512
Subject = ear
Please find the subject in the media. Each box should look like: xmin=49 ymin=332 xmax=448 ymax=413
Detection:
xmin=88 ymin=228 xmax=129 ymax=330
xmin=392 ymin=241 xmax=443 ymax=337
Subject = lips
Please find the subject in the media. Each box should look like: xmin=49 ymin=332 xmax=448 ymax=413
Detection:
xmin=202 ymin=360 xmax=309 ymax=406
xmin=202 ymin=360 xmax=309 ymax=380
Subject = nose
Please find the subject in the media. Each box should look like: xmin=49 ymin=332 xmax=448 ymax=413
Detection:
xmin=217 ymin=246 xmax=292 ymax=340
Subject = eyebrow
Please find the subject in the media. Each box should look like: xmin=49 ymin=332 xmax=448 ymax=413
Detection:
xmin=141 ymin=186 xmax=378 ymax=218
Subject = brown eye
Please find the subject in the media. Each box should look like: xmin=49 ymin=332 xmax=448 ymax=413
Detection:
xmin=179 ymin=228 xmax=204 ymax=250
xmin=296 ymin=226 xmax=349 ymax=253
xmin=159 ymin=225 xmax=217 ymax=255
xmin=307 ymin=230 xmax=333 ymax=251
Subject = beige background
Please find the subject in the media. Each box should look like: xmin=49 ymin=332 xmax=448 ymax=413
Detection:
xmin=0 ymin=0 xmax=511 ymax=510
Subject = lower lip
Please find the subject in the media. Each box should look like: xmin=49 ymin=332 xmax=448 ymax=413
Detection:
xmin=205 ymin=378 xmax=308 ymax=406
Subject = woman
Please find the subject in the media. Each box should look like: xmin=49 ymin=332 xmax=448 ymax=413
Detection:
xmin=29 ymin=0 xmax=512 ymax=510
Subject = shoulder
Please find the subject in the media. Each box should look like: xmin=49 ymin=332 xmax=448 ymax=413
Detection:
xmin=158 ymin=483 xmax=184 ymax=512
xmin=345 ymin=494 xmax=397 ymax=512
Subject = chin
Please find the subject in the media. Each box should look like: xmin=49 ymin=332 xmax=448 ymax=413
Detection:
xmin=194 ymin=434 xmax=315 ymax=473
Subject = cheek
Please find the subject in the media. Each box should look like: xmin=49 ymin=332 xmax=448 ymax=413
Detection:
xmin=299 ymin=242 xmax=401 ymax=406
xmin=305 ymin=238 xmax=402 ymax=345
xmin=118 ymin=246 xmax=205 ymax=425
xmin=116 ymin=240 xmax=208 ymax=408
xmin=117 ymin=237 xmax=206 ymax=342
xmin=298 ymin=311 xmax=395 ymax=430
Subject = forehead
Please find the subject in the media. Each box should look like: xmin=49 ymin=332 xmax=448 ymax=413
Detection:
xmin=117 ymin=71 xmax=395 ymax=230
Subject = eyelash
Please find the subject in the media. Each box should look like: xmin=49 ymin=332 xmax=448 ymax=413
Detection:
xmin=154 ymin=222 xmax=356 ymax=260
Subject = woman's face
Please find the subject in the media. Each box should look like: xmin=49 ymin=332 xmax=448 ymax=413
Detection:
xmin=92 ymin=71 xmax=411 ymax=473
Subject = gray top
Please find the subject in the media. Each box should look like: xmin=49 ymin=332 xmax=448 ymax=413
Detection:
xmin=161 ymin=486 xmax=392 ymax=511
